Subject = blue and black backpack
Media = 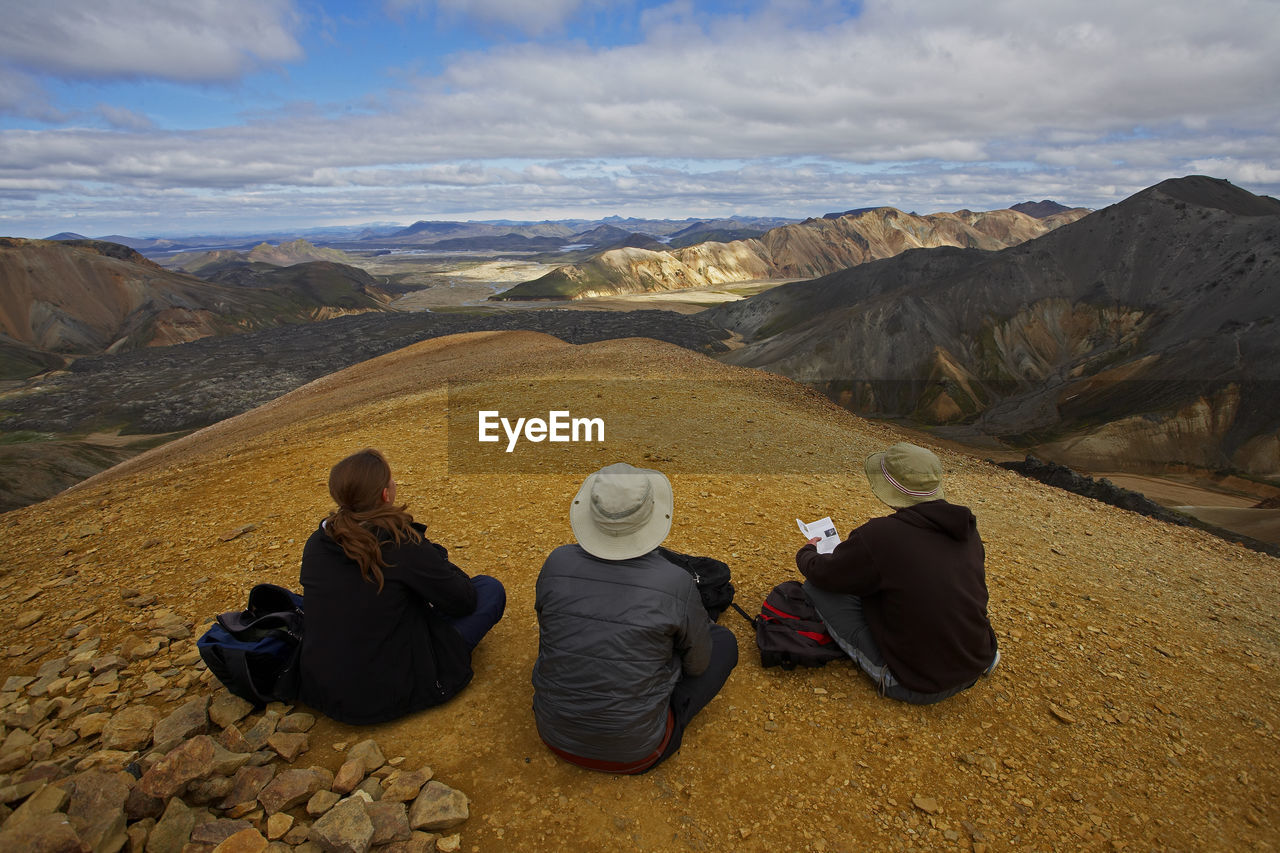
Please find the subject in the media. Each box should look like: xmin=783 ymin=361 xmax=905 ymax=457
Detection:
xmin=197 ymin=583 xmax=304 ymax=706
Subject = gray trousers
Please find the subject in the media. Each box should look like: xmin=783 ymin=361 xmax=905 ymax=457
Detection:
xmin=802 ymin=581 xmax=983 ymax=705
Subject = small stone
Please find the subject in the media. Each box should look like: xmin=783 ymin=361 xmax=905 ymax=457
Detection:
xmin=912 ymin=795 xmax=940 ymax=815
xmin=223 ymin=802 xmax=258 ymax=820
xmin=332 ymin=759 xmax=366 ymax=795
xmin=3 ymin=729 xmax=37 ymax=751
xmin=356 ymin=777 xmax=383 ymax=801
xmin=73 ymin=749 xmax=138 ymax=773
xmin=148 ymin=796 xmax=195 ymax=853
xmin=137 ymin=734 xmax=216 ymax=799
xmin=124 ymin=594 xmax=158 ymax=608
xmin=1049 ymin=703 xmax=1077 ymax=725
xmin=3 ymin=675 xmax=35 ymax=693
xmin=347 ymin=739 xmax=385 ymax=774
xmin=100 ymin=704 xmax=157 ymax=751
xmin=16 ymin=611 xmax=45 ymax=629
xmin=210 ymin=695 xmax=255 ymax=729
xmin=210 ymin=741 xmax=255 ymax=777
xmin=191 ymin=818 xmax=254 ymax=847
xmin=0 ymin=812 xmax=86 ymax=853
xmin=151 ymin=696 xmax=209 ymax=752
xmin=36 ymin=657 xmax=69 ymax=678
xmin=4 ymin=781 xmax=71 ymax=829
xmin=368 ymin=800 xmax=412 ymax=845
xmin=277 ymin=713 xmax=315 ymax=734
xmin=217 ymin=724 xmax=253 ymax=754
xmin=387 ymin=831 xmax=441 ymax=853
xmin=282 ymin=824 xmax=311 ymax=845
xmin=258 ymin=768 xmax=327 ymax=814
xmin=241 ymin=712 xmax=280 ymax=752
xmin=408 ymin=781 xmax=469 ymax=831
xmin=219 ymin=764 xmax=276 ymax=810
xmin=310 ymin=796 xmax=374 ymax=853
xmin=186 ymin=775 xmax=236 ymax=805
xmin=0 ymin=746 xmax=32 ymax=773
xmin=126 ymin=817 xmax=154 ymax=852
xmin=120 ymin=635 xmax=164 ymax=661
xmin=211 ymin=826 xmax=269 ymax=853
xmin=219 ymin=524 xmax=257 ymax=542
xmin=266 ymin=732 xmax=309 ymax=762
xmin=436 ymin=833 xmax=462 ymax=852
xmin=266 ymin=812 xmax=294 ymax=841
xmin=381 ymin=768 xmax=432 ymax=803
xmin=124 ymin=785 xmax=165 ymax=821
xmin=307 ymin=789 xmax=342 ymax=816
xmin=63 ymin=769 xmax=131 ymax=852
xmin=135 ymin=672 xmax=168 ymax=696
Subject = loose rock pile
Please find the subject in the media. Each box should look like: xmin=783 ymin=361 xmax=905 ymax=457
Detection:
xmin=0 ymin=611 xmax=471 ymax=852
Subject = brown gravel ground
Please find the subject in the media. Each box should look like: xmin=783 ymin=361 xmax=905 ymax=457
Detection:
xmin=2 ymin=331 xmax=1278 ymax=852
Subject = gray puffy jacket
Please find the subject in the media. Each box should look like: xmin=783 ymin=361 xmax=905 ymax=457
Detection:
xmin=532 ymin=544 xmax=711 ymax=762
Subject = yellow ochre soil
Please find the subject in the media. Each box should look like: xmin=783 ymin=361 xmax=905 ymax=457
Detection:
xmin=2 ymin=331 xmax=1277 ymax=851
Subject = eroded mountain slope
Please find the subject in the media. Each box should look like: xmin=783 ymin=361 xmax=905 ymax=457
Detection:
xmin=710 ymin=176 xmax=1280 ymax=476
xmin=0 ymin=239 xmax=392 ymax=378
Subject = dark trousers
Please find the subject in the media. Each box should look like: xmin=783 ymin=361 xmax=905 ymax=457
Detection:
xmin=646 ymin=623 xmax=739 ymax=772
xmin=803 ymin=581 xmax=988 ymax=705
xmin=448 ymin=575 xmax=506 ymax=650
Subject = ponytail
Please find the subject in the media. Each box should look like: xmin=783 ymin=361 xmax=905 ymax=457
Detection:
xmin=324 ymin=449 xmax=422 ymax=591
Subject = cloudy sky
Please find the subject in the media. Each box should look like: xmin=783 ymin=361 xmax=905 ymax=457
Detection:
xmin=1 ymin=0 xmax=1277 ymax=238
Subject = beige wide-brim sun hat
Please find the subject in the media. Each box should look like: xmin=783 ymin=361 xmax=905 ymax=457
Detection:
xmin=864 ymin=442 xmax=945 ymax=508
xmin=570 ymin=462 xmax=673 ymax=560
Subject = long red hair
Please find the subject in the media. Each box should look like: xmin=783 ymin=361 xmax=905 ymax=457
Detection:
xmin=325 ymin=448 xmax=421 ymax=591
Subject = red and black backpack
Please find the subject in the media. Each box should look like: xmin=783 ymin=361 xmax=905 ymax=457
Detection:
xmin=732 ymin=580 xmax=846 ymax=669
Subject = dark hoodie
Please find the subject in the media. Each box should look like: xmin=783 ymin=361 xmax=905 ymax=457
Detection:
xmin=796 ymin=500 xmax=996 ymax=693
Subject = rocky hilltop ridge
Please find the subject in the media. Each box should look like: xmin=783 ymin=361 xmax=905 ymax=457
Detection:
xmin=709 ymin=176 xmax=1280 ymax=478
xmin=0 ymin=331 xmax=1275 ymax=851
xmin=495 ymin=205 xmax=1088 ymax=300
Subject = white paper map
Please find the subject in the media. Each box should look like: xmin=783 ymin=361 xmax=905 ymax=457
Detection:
xmin=796 ymin=516 xmax=839 ymax=554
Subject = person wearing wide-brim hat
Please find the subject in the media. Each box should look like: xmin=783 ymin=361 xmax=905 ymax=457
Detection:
xmin=796 ymin=442 xmax=999 ymax=704
xmin=532 ymin=462 xmax=738 ymax=774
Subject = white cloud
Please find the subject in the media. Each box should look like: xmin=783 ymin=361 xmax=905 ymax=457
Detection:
xmin=1 ymin=0 xmax=1278 ymax=234
xmin=385 ymin=0 xmax=598 ymax=35
xmin=0 ymin=0 xmax=303 ymax=81
xmin=97 ymin=105 xmax=155 ymax=131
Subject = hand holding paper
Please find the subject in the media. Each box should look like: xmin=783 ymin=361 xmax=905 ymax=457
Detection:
xmin=796 ymin=516 xmax=839 ymax=554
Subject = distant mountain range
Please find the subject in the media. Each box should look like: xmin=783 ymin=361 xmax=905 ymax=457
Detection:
xmin=709 ymin=176 xmax=1280 ymax=475
xmin=0 ymin=239 xmax=393 ymax=379
xmin=160 ymin=238 xmax=356 ymax=275
xmin=494 ymin=205 xmax=1089 ymax=300
xmin=43 ymin=215 xmax=802 ymax=256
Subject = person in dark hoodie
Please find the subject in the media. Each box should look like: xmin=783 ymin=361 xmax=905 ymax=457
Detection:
xmin=299 ymin=448 xmax=505 ymax=724
xmin=796 ymin=442 xmax=998 ymax=704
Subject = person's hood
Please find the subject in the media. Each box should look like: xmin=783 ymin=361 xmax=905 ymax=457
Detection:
xmin=893 ymin=500 xmax=976 ymax=541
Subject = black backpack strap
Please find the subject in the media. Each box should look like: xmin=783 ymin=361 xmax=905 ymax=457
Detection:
xmin=729 ymin=602 xmax=756 ymax=626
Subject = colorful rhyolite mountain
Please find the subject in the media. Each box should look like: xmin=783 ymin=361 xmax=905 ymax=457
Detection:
xmin=495 ymin=205 xmax=1088 ymax=299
